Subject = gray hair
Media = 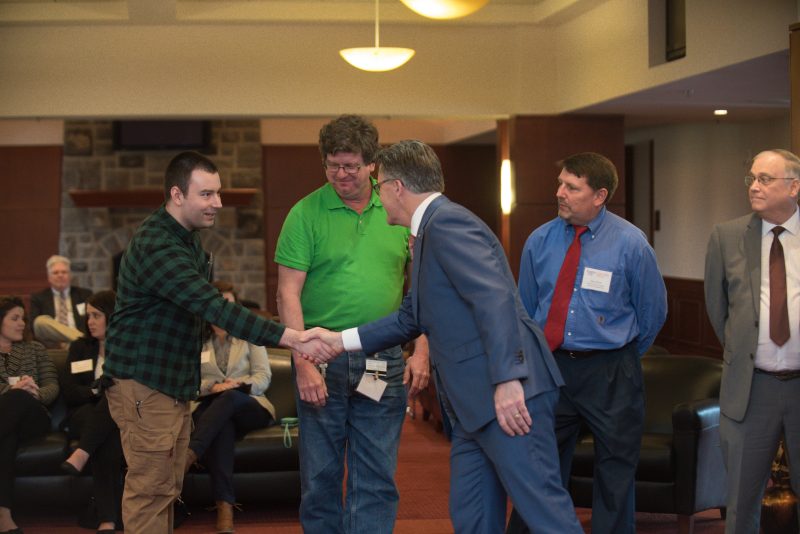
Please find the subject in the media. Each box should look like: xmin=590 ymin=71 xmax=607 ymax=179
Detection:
xmin=375 ymin=140 xmax=445 ymax=194
xmin=756 ymin=149 xmax=800 ymax=179
xmin=46 ymin=255 xmax=71 ymax=273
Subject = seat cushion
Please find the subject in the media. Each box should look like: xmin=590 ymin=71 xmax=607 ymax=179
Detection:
xmin=571 ymin=433 xmax=674 ymax=483
xmin=15 ymin=431 xmax=69 ymax=476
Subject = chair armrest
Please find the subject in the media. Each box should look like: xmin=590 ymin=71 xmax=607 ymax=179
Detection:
xmin=672 ymin=398 xmax=727 ymax=514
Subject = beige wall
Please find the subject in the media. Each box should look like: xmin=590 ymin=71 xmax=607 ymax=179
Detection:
xmin=626 ymin=116 xmax=792 ymax=280
xmin=0 ymin=0 xmax=794 ymax=119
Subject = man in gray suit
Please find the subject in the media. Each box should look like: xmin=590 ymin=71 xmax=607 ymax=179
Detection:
xmin=308 ymin=140 xmax=582 ymax=534
xmin=705 ymin=148 xmax=800 ymax=534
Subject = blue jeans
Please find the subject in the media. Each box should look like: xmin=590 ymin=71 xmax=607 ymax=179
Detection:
xmin=296 ymin=347 xmax=407 ymax=534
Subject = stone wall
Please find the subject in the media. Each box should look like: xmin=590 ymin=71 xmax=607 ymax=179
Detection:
xmin=60 ymin=120 xmax=267 ymax=308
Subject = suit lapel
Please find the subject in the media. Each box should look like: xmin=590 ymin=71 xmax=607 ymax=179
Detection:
xmin=744 ymin=213 xmax=762 ymax=320
xmin=412 ymin=195 xmax=447 ymax=321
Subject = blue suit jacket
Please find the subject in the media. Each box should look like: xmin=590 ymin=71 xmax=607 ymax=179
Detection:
xmin=358 ymin=196 xmax=564 ymax=433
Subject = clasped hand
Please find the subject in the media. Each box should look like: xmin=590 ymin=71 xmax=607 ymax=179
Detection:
xmin=280 ymin=327 xmax=343 ymax=364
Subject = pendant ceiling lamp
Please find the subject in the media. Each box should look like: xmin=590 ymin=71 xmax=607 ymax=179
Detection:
xmin=400 ymin=0 xmax=490 ymax=19
xmin=340 ymin=0 xmax=415 ymax=72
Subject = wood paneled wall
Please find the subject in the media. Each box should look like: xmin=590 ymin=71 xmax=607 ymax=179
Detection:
xmin=261 ymin=144 xmax=497 ymax=316
xmin=0 ymin=146 xmax=62 ymax=301
xmin=655 ymin=277 xmax=722 ymax=358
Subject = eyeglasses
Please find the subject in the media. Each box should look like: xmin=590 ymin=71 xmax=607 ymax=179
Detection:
xmin=324 ymin=162 xmax=362 ymax=175
xmin=372 ymin=179 xmax=398 ymax=194
xmin=744 ymin=174 xmax=797 ymax=187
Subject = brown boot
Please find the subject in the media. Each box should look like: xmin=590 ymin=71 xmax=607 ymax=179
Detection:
xmin=215 ymin=500 xmax=234 ymax=533
xmin=183 ymin=448 xmax=198 ymax=474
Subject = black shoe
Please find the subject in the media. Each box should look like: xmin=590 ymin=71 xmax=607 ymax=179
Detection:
xmin=96 ymin=530 xmax=115 ymax=534
xmin=0 ymin=528 xmax=23 ymax=534
xmin=60 ymin=460 xmax=81 ymax=475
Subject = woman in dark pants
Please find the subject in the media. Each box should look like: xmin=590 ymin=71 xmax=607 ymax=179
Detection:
xmin=59 ymin=290 xmax=122 ymax=534
xmin=186 ymin=281 xmax=275 ymax=534
xmin=0 ymin=295 xmax=59 ymax=534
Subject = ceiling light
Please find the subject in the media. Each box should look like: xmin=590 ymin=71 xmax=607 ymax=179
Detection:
xmin=400 ymin=0 xmax=490 ymax=19
xmin=340 ymin=0 xmax=415 ymax=72
xmin=714 ymin=109 xmax=728 ymax=116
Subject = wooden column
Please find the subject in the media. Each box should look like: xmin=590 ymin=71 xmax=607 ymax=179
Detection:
xmin=791 ymin=22 xmax=800 ymax=155
xmin=505 ymin=115 xmax=625 ymax=278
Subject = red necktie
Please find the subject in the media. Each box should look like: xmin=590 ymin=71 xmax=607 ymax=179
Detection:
xmin=545 ymin=226 xmax=588 ymax=351
xmin=769 ymin=226 xmax=790 ymax=346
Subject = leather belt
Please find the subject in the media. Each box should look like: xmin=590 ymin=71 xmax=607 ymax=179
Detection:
xmin=754 ymin=368 xmax=800 ymax=381
xmin=553 ymin=343 xmax=631 ymax=359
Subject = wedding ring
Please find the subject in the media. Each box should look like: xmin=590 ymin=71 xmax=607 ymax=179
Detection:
xmin=513 ymin=413 xmax=522 ymax=418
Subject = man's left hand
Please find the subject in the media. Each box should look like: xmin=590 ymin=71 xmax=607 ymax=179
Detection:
xmin=403 ymin=350 xmax=430 ymax=398
xmin=494 ymin=379 xmax=531 ymax=436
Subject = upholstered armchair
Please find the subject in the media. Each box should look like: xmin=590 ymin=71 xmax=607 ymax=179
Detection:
xmin=568 ymin=354 xmax=726 ymax=534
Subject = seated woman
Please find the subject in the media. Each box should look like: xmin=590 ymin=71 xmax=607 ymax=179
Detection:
xmin=0 ymin=295 xmax=59 ymax=534
xmin=59 ymin=290 xmax=122 ymax=534
xmin=186 ymin=281 xmax=275 ymax=534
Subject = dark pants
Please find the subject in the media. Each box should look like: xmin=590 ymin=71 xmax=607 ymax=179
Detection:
xmin=189 ymin=390 xmax=273 ymax=504
xmin=67 ymin=396 xmax=123 ymax=524
xmin=507 ymin=343 xmax=644 ymax=534
xmin=0 ymin=389 xmax=51 ymax=507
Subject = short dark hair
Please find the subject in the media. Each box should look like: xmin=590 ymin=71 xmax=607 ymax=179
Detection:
xmin=318 ymin=115 xmax=380 ymax=164
xmin=375 ymin=140 xmax=445 ymax=194
xmin=0 ymin=295 xmax=31 ymax=342
xmin=558 ymin=152 xmax=618 ymax=203
xmin=164 ymin=151 xmax=218 ymax=200
xmin=84 ymin=290 xmax=117 ymax=339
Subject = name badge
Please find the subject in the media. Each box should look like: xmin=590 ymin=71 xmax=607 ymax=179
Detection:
xmin=76 ymin=302 xmax=86 ymax=315
xmin=581 ymin=267 xmax=612 ymax=293
xmin=71 ymin=359 xmax=94 ymax=374
xmin=201 ymin=350 xmax=211 ymax=364
xmin=7 ymin=376 xmax=20 ymax=386
xmin=356 ymin=373 xmax=387 ymax=402
xmin=365 ymin=358 xmax=388 ymax=373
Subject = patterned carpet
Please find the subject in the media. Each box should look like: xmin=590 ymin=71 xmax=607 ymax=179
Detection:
xmin=16 ymin=404 xmax=725 ymax=533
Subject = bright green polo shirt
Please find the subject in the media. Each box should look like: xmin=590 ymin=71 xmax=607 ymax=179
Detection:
xmin=275 ymin=182 xmax=409 ymax=331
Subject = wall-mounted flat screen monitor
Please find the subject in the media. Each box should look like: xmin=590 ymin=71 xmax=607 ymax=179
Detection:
xmin=112 ymin=120 xmax=212 ymax=150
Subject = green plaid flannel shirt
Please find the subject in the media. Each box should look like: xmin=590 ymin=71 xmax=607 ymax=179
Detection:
xmin=104 ymin=205 xmax=285 ymax=400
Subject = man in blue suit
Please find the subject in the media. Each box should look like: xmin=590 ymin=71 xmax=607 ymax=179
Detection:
xmin=309 ymin=140 xmax=582 ymax=533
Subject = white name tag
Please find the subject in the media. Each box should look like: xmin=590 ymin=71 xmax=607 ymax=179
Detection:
xmin=7 ymin=376 xmax=20 ymax=386
xmin=201 ymin=350 xmax=211 ymax=364
xmin=356 ymin=374 xmax=387 ymax=402
xmin=71 ymin=359 xmax=94 ymax=374
xmin=365 ymin=358 xmax=388 ymax=373
xmin=581 ymin=267 xmax=612 ymax=293
xmin=76 ymin=302 xmax=86 ymax=315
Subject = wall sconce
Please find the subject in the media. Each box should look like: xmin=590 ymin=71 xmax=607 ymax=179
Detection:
xmin=500 ymin=158 xmax=514 ymax=215
xmin=400 ymin=0 xmax=490 ymax=19
xmin=340 ymin=0 xmax=415 ymax=72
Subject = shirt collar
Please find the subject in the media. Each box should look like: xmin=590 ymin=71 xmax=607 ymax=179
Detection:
xmin=157 ymin=203 xmax=196 ymax=244
xmin=410 ymin=193 xmax=442 ymax=236
xmin=558 ymin=205 xmax=607 ymax=235
xmin=321 ymin=180 xmax=382 ymax=211
xmin=51 ymin=287 xmax=68 ymax=298
xmin=761 ymin=206 xmax=800 ymax=237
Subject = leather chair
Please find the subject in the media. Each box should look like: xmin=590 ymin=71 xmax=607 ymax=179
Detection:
xmin=568 ymin=354 xmax=726 ymax=534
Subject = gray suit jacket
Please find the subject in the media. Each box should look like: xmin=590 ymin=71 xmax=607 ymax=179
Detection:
xmin=358 ymin=196 xmax=563 ymax=433
xmin=704 ymin=213 xmax=762 ymax=422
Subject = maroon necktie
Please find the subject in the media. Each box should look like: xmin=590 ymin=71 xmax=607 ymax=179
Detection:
xmin=545 ymin=226 xmax=588 ymax=351
xmin=769 ymin=226 xmax=790 ymax=346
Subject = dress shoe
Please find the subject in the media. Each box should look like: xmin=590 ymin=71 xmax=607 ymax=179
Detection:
xmin=0 ymin=528 xmax=23 ymax=533
xmin=184 ymin=448 xmax=198 ymax=474
xmin=215 ymin=500 xmax=234 ymax=533
xmin=61 ymin=460 xmax=81 ymax=476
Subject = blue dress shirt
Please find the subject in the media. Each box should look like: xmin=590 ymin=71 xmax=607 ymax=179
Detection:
xmin=519 ymin=207 xmax=667 ymax=355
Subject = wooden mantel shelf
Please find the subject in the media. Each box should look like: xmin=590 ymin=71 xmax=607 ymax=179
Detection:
xmin=68 ymin=188 xmax=258 ymax=208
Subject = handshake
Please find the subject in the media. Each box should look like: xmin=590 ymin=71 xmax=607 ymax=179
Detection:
xmin=280 ymin=327 xmax=346 ymax=364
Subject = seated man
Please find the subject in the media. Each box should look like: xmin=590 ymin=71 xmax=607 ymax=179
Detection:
xmin=30 ymin=255 xmax=92 ymax=347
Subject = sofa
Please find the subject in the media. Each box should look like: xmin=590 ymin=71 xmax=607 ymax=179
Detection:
xmin=12 ymin=347 xmax=300 ymax=511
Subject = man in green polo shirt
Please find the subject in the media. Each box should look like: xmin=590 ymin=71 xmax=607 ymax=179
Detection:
xmin=275 ymin=115 xmax=429 ymax=534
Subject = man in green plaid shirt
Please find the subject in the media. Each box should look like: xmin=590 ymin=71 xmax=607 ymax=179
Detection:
xmin=104 ymin=151 xmax=332 ymax=534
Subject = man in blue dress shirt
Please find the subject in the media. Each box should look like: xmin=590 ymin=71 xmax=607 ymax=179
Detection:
xmin=508 ymin=152 xmax=667 ymax=534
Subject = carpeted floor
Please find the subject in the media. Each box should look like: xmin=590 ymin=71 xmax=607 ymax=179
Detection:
xmin=15 ymin=403 xmax=725 ymax=533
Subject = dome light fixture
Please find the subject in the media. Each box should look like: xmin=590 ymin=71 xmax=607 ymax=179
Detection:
xmin=340 ymin=0 xmax=415 ymax=72
xmin=399 ymin=0 xmax=490 ymax=20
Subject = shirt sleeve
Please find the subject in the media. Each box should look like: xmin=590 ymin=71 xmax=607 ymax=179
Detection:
xmin=630 ymin=240 xmax=667 ymax=354
xmin=274 ymin=203 xmax=313 ymax=272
